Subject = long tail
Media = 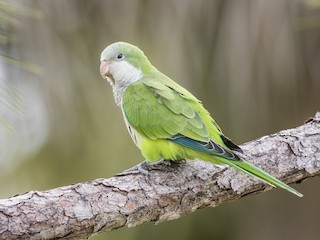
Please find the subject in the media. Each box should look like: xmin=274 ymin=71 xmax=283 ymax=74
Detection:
xmin=170 ymin=135 xmax=303 ymax=197
xmin=216 ymin=157 xmax=303 ymax=197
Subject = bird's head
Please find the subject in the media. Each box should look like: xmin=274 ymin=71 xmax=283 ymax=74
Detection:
xmin=100 ymin=42 xmax=150 ymax=87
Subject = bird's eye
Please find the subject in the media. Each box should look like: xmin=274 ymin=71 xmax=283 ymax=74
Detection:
xmin=116 ymin=53 xmax=124 ymax=60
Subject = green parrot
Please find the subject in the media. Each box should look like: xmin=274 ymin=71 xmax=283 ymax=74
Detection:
xmin=100 ymin=41 xmax=303 ymax=197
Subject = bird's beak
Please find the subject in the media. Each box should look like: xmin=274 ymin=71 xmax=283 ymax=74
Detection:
xmin=100 ymin=61 xmax=111 ymax=79
xmin=100 ymin=61 xmax=115 ymax=86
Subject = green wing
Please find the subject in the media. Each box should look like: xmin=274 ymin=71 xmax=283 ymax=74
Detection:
xmin=123 ymin=78 xmax=210 ymax=143
xmin=123 ymin=77 xmax=242 ymax=162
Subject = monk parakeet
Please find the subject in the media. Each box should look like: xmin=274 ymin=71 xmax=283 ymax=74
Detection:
xmin=100 ymin=42 xmax=303 ymax=197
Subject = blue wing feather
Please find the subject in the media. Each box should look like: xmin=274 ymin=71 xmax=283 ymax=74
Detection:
xmin=170 ymin=134 xmax=241 ymax=161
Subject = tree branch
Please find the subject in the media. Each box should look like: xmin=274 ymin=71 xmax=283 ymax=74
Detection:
xmin=1 ymin=113 xmax=320 ymax=240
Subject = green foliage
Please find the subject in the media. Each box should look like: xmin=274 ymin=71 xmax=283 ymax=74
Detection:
xmin=0 ymin=0 xmax=42 ymax=131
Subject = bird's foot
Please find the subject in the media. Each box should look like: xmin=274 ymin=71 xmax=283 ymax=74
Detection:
xmin=137 ymin=160 xmax=151 ymax=175
xmin=118 ymin=159 xmax=186 ymax=176
xmin=139 ymin=159 xmax=186 ymax=174
xmin=119 ymin=160 xmax=153 ymax=176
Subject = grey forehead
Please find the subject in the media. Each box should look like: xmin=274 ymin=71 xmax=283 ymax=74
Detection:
xmin=100 ymin=43 xmax=120 ymax=61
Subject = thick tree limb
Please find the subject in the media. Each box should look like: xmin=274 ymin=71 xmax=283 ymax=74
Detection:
xmin=1 ymin=113 xmax=320 ymax=240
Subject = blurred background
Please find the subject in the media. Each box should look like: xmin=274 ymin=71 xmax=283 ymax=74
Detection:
xmin=0 ymin=0 xmax=319 ymax=239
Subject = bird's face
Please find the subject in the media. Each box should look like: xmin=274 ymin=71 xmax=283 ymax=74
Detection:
xmin=100 ymin=42 xmax=145 ymax=87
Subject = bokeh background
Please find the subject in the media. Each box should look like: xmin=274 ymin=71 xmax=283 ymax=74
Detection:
xmin=1 ymin=0 xmax=319 ymax=239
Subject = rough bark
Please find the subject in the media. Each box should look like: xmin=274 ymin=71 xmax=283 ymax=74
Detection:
xmin=1 ymin=113 xmax=320 ymax=240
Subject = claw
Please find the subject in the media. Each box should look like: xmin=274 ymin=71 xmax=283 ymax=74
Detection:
xmin=117 ymin=159 xmax=186 ymax=177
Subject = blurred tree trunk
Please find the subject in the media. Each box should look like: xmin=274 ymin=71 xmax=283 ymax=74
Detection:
xmin=0 ymin=112 xmax=319 ymax=240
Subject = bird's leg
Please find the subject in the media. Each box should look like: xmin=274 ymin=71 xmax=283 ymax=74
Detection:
xmin=134 ymin=159 xmax=165 ymax=175
xmin=118 ymin=159 xmax=186 ymax=176
xmin=119 ymin=160 xmax=155 ymax=176
xmin=150 ymin=158 xmax=171 ymax=167
xmin=117 ymin=161 xmax=148 ymax=176
xmin=136 ymin=160 xmax=152 ymax=175
xmin=137 ymin=159 xmax=186 ymax=174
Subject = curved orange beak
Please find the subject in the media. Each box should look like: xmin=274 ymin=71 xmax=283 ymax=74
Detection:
xmin=100 ymin=61 xmax=111 ymax=79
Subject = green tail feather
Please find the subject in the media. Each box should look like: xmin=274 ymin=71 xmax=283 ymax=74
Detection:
xmin=216 ymin=157 xmax=303 ymax=197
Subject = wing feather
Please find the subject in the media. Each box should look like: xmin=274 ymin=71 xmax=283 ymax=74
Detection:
xmin=123 ymin=78 xmax=209 ymax=142
xmin=170 ymin=134 xmax=241 ymax=161
xmin=122 ymin=77 xmax=242 ymax=160
xmin=122 ymin=77 xmax=243 ymax=162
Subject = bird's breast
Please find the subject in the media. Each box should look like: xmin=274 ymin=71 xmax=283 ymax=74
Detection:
xmin=122 ymin=111 xmax=143 ymax=149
